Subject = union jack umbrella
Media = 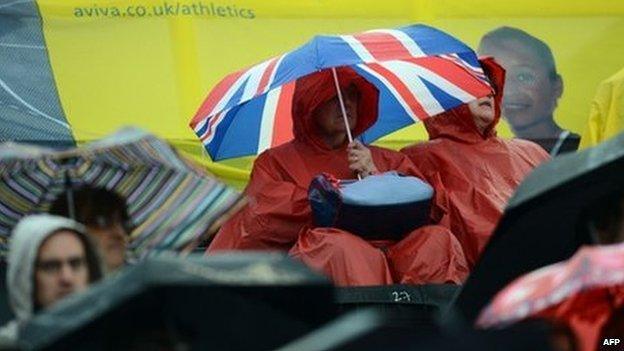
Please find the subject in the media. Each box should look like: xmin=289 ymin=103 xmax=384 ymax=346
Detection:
xmin=190 ymin=24 xmax=494 ymax=161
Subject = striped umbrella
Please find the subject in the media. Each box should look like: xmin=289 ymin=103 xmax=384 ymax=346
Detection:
xmin=0 ymin=127 xmax=243 ymax=258
xmin=190 ymin=24 xmax=492 ymax=161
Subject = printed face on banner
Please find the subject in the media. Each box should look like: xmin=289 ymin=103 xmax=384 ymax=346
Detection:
xmin=479 ymin=39 xmax=563 ymax=133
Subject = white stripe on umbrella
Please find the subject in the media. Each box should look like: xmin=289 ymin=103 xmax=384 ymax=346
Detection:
xmin=206 ymin=69 xmax=254 ymax=118
xmin=263 ymin=54 xmax=286 ymax=93
xmin=440 ymin=54 xmax=488 ymax=81
xmin=241 ymin=58 xmax=274 ymax=102
xmin=340 ymin=35 xmax=375 ymax=63
xmin=200 ymin=110 xmax=227 ymax=145
xmin=389 ymin=60 xmax=478 ymax=106
xmin=192 ymin=117 xmax=208 ymax=135
xmin=356 ymin=64 xmax=420 ymax=122
xmin=381 ymin=60 xmax=447 ymax=116
xmin=365 ymin=29 xmax=426 ymax=57
xmin=447 ymin=53 xmax=485 ymax=72
xmin=193 ymin=54 xmax=286 ymax=145
xmin=257 ymin=87 xmax=281 ymax=153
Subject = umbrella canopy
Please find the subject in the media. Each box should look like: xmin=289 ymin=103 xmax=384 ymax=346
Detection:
xmin=190 ymin=24 xmax=493 ymax=161
xmin=477 ymin=243 xmax=624 ymax=328
xmin=0 ymin=127 xmax=243 ymax=257
xmin=19 ymin=253 xmax=335 ymax=351
xmin=278 ymin=311 xmax=555 ymax=351
xmin=0 ymin=1 xmax=76 ymax=150
xmin=453 ymin=132 xmax=624 ymax=323
xmin=410 ymin=326 xmax=555 ymax=351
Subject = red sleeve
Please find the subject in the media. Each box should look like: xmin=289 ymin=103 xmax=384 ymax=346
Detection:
xmin=400 ymin=145 xmax=451 ymax=226
xmin=207 ymin=153 xmax=312 ymax=252
xmin=370 ymin=146 xmax=425 ymax=179
xmin=511 ymin=138 xmax=551 ymax=165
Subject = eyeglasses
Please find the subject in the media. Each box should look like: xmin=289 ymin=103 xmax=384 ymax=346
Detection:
xmin=88 ymin=215 xmax=133 ymax=235
xmin=36 ymin=256 xmax=87 ymax=274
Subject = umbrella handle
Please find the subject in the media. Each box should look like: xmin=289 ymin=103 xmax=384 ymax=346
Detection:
xmin=331 ymin=67 xmax=361 ymax=181
xmin=65 ymin=171 xmax=76 ymax=220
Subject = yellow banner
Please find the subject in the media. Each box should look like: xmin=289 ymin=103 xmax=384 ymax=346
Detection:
xmin=35 ymin=0 xmax=624 ymax=188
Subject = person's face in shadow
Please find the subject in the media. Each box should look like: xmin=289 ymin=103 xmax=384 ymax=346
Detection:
xmin=87 ymin=213 xmax=128 ymax=272
xmin=314 ymin=84 xmax=360 ymax=140
xmin=479 ymin=42 xmax=563 ymax=133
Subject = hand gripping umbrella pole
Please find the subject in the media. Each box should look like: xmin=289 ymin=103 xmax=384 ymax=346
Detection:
xmin=331 ymin=67 xmax=361 ymax=180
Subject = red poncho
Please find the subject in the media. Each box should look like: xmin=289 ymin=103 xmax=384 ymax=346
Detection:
xmin=535 ymin=287 xmax=624 ymax=351
xmin=401 ymin=58 xmax=549 ymax=268
xmin=209 ymin=67 xmax=468 ymax=286
xmin=478 ymin=244 xmax=624 ymax=351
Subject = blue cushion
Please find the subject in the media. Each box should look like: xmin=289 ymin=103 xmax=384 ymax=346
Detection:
xmin=309 ymin=172 xmax=434 ymax=240
xmin=340 ymin=171 xmax=433 ymax=206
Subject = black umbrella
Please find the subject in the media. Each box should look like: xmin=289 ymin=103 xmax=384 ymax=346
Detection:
xmin=277 ymin=309 xmax=555 ymax=351
xmin=19 ymin=253 xmax=336 ymax=350
xmin=410 ymin=324 xmax=555 ymax=351
xmin=453 ymin=132 xmax=624 ymax=323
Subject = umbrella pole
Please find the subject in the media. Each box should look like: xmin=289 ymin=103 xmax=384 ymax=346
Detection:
xmin=331 ymin=67 xmax=361 ymax=180
xmin=331 ymin=67 xmax=354 ymax=144
xmin=65 ymin=172 xmax=76 ymax=220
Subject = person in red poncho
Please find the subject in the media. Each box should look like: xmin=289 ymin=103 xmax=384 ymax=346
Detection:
xmin=401 ymin=58 xmax=550 ymax=269
xmin=208 ymin=67 xmax=468 ymax=286
xmin=509 ymin=195 xmax=624 ymax=351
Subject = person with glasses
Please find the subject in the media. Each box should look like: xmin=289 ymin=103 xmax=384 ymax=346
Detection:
xmin=50 ymin=187 xmax=133 ymax=272
xmin=478 ymin=26 xmax=581 ymax=156
xmin=0 ymin=214 xmax=104 ymax=345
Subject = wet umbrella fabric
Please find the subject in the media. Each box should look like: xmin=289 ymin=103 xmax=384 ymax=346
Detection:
xmin=477 ymin=244 xmax=624 ymax=351
xmin=453 ymin=132 xmax=624 ymax=323
xmin=19 ymin=253 xmax=335 ymax=351
xmin=478 ymin=243 xmax=624 ymax=328
xmin=190 ymin=24 xmax=493 ymax=161
xmin=278 ymin=310 xmax=554 ymax=351
xmin=0 ymin=127 xmax=242 ymax=257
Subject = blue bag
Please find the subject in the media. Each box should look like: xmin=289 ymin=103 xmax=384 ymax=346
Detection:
xmin=308 ymin=172 xmax=434 ymax=240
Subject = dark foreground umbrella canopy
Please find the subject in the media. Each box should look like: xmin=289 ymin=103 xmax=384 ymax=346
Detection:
xmin=277 ymin=308 xmax=554 ymax=351
xmin=454 ymin=132 xmax=624 ymax=323
xmin=411 ymin=325 xmax=555 ymax=351
xmin=19 ymin=253 xmax=335 ymax=350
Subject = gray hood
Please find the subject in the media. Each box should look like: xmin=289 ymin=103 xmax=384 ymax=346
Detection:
xmin=7 ymin=214 xmax=104 ymax=322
